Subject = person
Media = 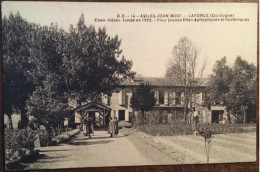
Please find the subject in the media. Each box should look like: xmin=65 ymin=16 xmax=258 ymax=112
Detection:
xmin=114 ymin=117 xmax=119 ymax=136
xmin=108 ymin=117 xmax=116 ymax=138
xmin=88 ymin=115 xmax=94 ymax=136
xmin=83 ymin=115 xmax=92 ymax=138
xmin=193 ymin=108 xmax=199 ymax=135
xmin=82 ymin=116 xmax=88 ymax=136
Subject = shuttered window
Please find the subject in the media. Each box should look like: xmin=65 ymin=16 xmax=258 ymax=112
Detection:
xmin=122 ymin=91 xmax=126 ymax=105
xmin=181 ymin=92 xmax=184 ymax=105
xmin=155 ymin=91 xmax=159 ymax=105
xmin=169 ymin=92 xmax=175 ymax=106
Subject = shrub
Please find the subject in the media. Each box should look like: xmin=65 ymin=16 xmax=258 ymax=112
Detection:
xmin=137 ymin=123 xmax=193 ymax=136
xmin=5 ymin=128 xmax=37 ymax=161
xmin=136 ymin=123 xmax=256 ymax=136
xmin=198 ymin=123 xmax=256 ymax=134
xmin=38 ymin=129 xmax=52 ymax=147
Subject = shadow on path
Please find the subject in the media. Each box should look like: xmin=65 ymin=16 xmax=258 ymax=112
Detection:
xmin=77 ymin=134 xmax=130 ymax=140
xmin=68 ymin=140 xmax=114 ymax=146
xmin=40 ymin=149 xmax=75 ymax=152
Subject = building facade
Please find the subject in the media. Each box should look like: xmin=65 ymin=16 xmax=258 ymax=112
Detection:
xmin=100 ymin=77 xmax=208 ymax=123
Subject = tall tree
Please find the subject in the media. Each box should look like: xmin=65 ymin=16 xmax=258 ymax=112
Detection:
xmin=206 ymin=56 xmax=257 ymax=123
xmin=3 ymin=13 xmax=135 ymax=130
xmin=205 ymin=57 xmax=233 ymax=106
xmin=166 ymin=37 xmax=205 ymax=122
xmin=226 ymin=57 xmax=256 ymax=121
xmin=2 ymin=12 xmax=36 ymax=128
xmin=62 ymin=14 xmax=135 ymax=107
xmin=130 ymin=83 xmax=156 ymax=125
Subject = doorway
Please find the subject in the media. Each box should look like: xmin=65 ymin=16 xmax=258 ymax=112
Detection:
xmin=119 ymin=110 xmax=125 ymax=121
xmin=212 ymin=110 xmax=224 ymax=123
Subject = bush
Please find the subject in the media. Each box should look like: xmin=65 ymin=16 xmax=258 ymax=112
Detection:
xmin=135 ymin=123 xmax=256 ymax=136
xmin=136 ymin=122 xmax=193 ymax=136
xmin=38 ymin=129 xmax=52 ymax=147
xmin=5 ymin=128 xmax=37 ymax=161
xmin=198 ymin=123 xmax=256 ymax=134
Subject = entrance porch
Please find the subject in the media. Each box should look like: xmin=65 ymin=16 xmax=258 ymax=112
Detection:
xmin=74 ymin=102 xmax=111 ymax=128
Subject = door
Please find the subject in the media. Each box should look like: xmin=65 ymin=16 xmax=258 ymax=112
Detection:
xmin=119 ymin=110 xmax=125 ymax=121
xmin=212 ymin=110 xmax=224 ymax=123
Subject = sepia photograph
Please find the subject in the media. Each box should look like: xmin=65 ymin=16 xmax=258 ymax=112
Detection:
xmin=1 ymin=2 xmax=258 ymax=171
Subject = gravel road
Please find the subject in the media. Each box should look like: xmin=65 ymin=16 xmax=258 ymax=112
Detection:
xmin=24 ymin=130 xmax=175 ymax=170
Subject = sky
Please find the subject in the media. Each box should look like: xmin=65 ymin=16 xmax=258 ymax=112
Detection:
xmin=2 ymin=2 xmax=258 ymax=77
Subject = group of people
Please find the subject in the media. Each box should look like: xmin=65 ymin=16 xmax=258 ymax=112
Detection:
xmin=82 ymin=115 xmax=119 ymax=138
xmin=108 ymin=116 xmax=119 ymax=138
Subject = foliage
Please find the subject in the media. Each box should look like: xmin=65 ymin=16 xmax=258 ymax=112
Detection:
xmin=3 ymin=12 xmax=135 ymax=130
xmin=62 ymin=14 xmax=135 ymax=105
xmin=137 ymin=123 xmax=193 ymax=136
xmin=205 ymin=57 xmax=232 ymax=106
xmin=205 ymin=56 xmax=257 ymax=122
xmin=26 ymin=74 xmax=71 ymax=129
xmin=130 ymin=83 xmax=156 ymax=124
xmin=2 ymin=12 xmax=36 ymax=127
xmin=5 ymin=128 xmax=37 ymax=161
xmin=136 ymin=123 xmax=256 ymax=136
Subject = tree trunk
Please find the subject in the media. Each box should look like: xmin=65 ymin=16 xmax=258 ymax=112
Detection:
xmin=141 ymin=110 xmax=144 ymax=125
xmin=7 ymin=114 xmax=13 ymax=130
xmin=20 ymin=107 xmax=28 ymax=128
xmin=243 ymin=109 xmax=246 ymax=124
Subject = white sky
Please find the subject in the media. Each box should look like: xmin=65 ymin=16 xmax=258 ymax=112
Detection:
xmin=2 ymin=2 xmax=258 ymax=77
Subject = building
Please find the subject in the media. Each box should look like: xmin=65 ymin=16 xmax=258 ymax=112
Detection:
xmin=75 ymin=77 xmax=207 ymax=125
xmin=80 ymin=77 xmax=209 ymax=126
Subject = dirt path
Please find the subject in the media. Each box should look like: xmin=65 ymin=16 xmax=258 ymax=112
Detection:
xmin=23 ymin=130 xmax=257 ymax=170
xmin=24 ymin=130 xmax=175 ymax=170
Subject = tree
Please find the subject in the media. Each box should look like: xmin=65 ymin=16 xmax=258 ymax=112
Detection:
xmin=3 ymin=13 xmax=135 ymax=131
xmin=130 ymin=83 xmax=156 ymax=125
xmin=226 ymin=57 xmax=256 ymax=122
xmin=205 ymin=57 xmax=233 ymax=106
xmin=62 ymin=14 xmax=135 ymax=107
xmin=206 ymin=56 xmax=257 ymax=123
xmin=26 ymin=74 xmax=71 ymax=134
xmin=166 ymin=37 xmax=206 ymax=122
xmin=2 ymin=12 xmax=36 ymax=128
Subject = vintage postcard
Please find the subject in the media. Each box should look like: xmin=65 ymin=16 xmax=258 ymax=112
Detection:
xmin=1 ymin=1 xmax=257 ymax=171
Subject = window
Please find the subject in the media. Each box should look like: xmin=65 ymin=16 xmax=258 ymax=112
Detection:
xmin=159 ymin=91 xmax=164 ymax=104
xmin=176 ymin=92 xmax=181 ymax=105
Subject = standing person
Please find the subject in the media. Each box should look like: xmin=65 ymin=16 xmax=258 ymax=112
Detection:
xmin=89 ymin=115 xmax=94 ymax=136
xmin=193 ymin=108 xmax=199 ymax=135
xmin=108 ymin=117 xmax=115 ymax=138
xmin=82 ymin=115 xmax=88 ymax=136
xmin=114 ymin=117 xmax=119 ymax=136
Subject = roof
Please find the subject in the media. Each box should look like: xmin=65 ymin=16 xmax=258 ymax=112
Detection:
xmin=74 ymin=102 xmax=111 ymax=112
xmin=120 ymin=77 xmax=208 ymax=87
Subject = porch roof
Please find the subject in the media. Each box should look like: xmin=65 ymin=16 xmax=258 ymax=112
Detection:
xmin=74 ymin=102 xmax=111 ymax=113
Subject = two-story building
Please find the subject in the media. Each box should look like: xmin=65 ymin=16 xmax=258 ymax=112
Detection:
xmin=73 ymin=77 xmax=210 ymax=127
xmin=100 ymin=77 xmax=208 ymax=123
